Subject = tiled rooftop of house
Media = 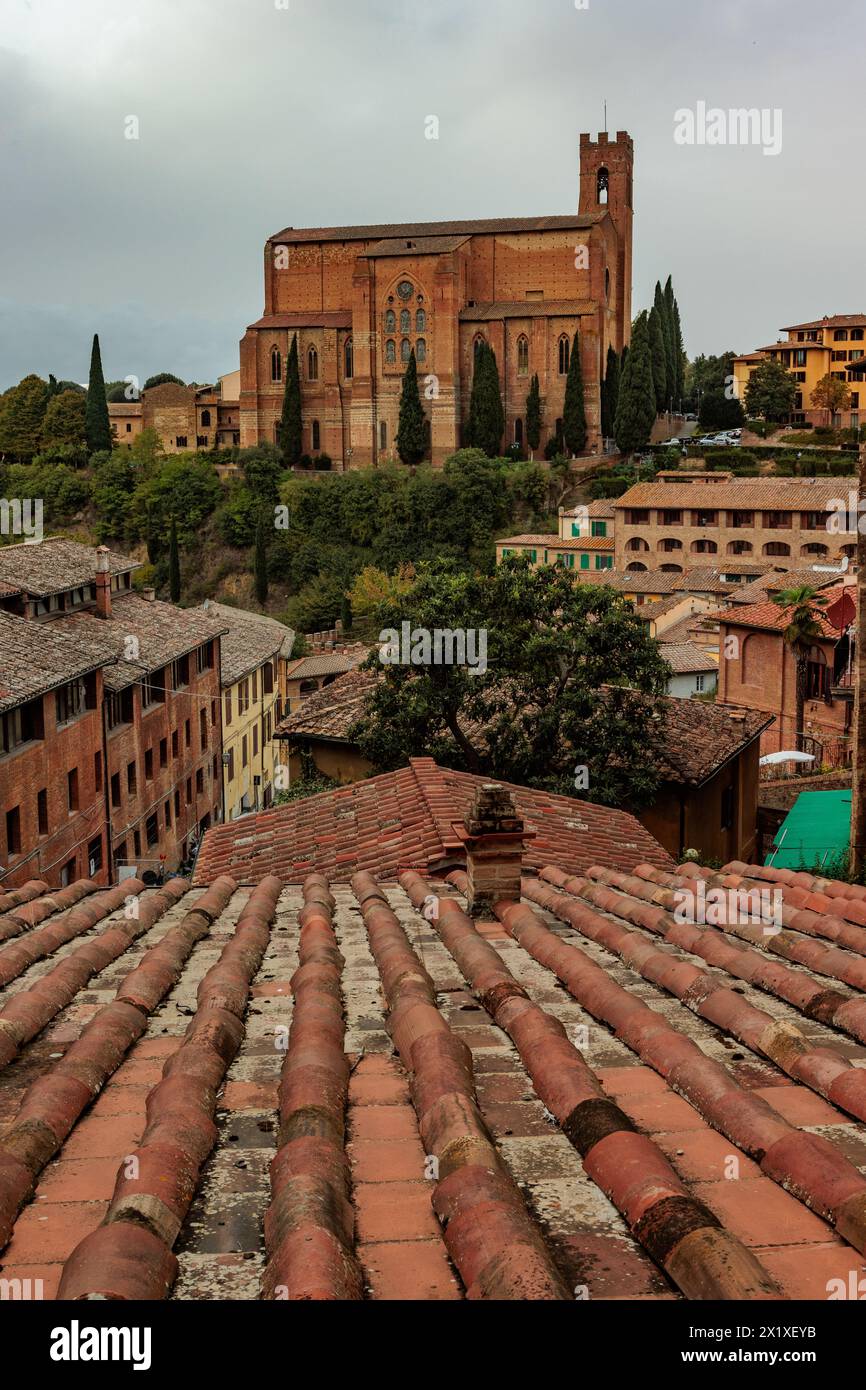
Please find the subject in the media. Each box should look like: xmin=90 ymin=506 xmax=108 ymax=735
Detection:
xmin=269 ymin=214 xmax=604 ymax=245
xmin=658 ymin=641 xmax=718 ymax=674
xmin=285 ymin=649 xmax=369 ymax=682
xmin=653 ymin=699 xmax=772 ymax=784
xmin=498 ymin=533 xmax=614 ymax=551
xmin=4 ymin=821 xmax=866 ymax=1302
xmin=614 ymin=478 xmax=855 ymax=510
xmin=276 ymin=666 xmax=377 ymax=741
xmin=0 ymin=611 xmax=118 ymax=714
xmin=54 ymin=594 xmax=228 ymax=691
xmin=714 ymin=584 xmax=853 ymax=637
xmin=0 ymin=539 xmax=140 ymax=597
xmin=200 ymin=600 xmax=295 ymax=686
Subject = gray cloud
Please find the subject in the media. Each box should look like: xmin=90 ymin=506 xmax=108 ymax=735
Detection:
xmin=1 ymin=0 xmax=863 ymax=389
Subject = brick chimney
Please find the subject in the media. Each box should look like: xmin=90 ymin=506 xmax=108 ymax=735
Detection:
xmin=460 ymin=783 xmax=526 ymax=918
xmin=94 ymin=546 xmax=112 ymax=619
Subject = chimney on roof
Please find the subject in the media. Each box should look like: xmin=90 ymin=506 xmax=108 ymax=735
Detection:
xmin=461 ymin=783 xmax=525 ymax=918
xmin=141 ymin=586 xmax=156 ymax=602
xmin=94 ymin=546 xmax=111 ymax=619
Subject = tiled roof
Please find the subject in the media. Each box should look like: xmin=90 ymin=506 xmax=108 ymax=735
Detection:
xmin=658 ymin=641 xmax=718 ymax=674
xmin=53 ymin=594 xmax=228 ymax=691
xmin=277 ymin=666 xmax=377 ymax=741
xmin=630 ymin=595 xmax=688 ymax=622
xmin=247 ymin=312 xmax=352 ymax=331
xmin=359 ymin=235 xmax=471 ymax=257
xmin=560 ymin=500 xmax=617 ymax=518
xmin=0 ymin=539 xmax=140 ymax=598
xmin=614 ymin=478 xmax=855 ymax=510
xmin=498 ymin=533 xmax=614 ymax=551
xmin=781 ymin=313 xmax=866 ymax=331
xmin=285 ymin=650 xmax=367 ymax=681
xmin=459 ymin=300 xmax=592 ymax=321
xmin=192 ymin=757 xmax=672 ymax=885
xmin=200 ymin=601 xmax=295 ymax=686
xmin=713 ymin=587 xmax=849 ymax=638
xmin=0 ymin=611 xmax=117 ymax=713
xmin=269 ymin=214 xmax=604 ymax=244
xmin=653 ymin=699 xmax=773 ymax=785
xmin=4 ymin=853 xmax=866 ymax=1300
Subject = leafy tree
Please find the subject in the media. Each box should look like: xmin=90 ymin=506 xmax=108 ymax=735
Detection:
xmin=396 ymin=349 xmax=427 ymax=465
xmin=647 ymin=305 xmax=667 ymax=413
xmin=0 ymin=375 xmax=50 ymax=460
xmin=42 ymin=390 xmax=86 ymax=450
xmin=614 ymin=312 xmax=656 ymax=453
xmin=241 ymin=444 xmax=283 ymax=505
xmin=562 ymin=333 xmax=587 ymax=455
xmin=168 ymin=518 xmax=181 ymax=603
xmin=698 ymin=391 xmax=746 ymax=430
xmin=279 ymin=335 xmax=303 ymax=467
xmin=216 ymin=481 xmax=259 ymax=548
xmin=525 ymin=374 xmax=542 ymax=459
xmin=340 ymin=593 xmax=354 ymax=633
xmin=91 ymin=453 xmax=136 ymax=540
xmin=49 ymin=376 xmax=85 ymax=396
xmin=285 ymin=571 xmax=346 ymax=633
xmin=601 ymin=346 xmax=619 ymax=439
xmin=684 ymin=351 xmax=738 ymax=410
xmin=467 ymin=342 xmax=504 ymax=458
xmin=350 ymin=556 xmax=671 ymax=807
xmin=143 ymin=373 xmax=185 ymax=390
xmin=744 ymin=359 xmax=798 ymax=422
xmin=105 ymin=381 xmax=133 ymax=403
xmin=129 ymin=456 xmax=221 ymax=547
xmin=774 ymin=587 xmax=829 ymax=743
xmin=811 ymin=373 xmax=851 ymax=426
xmin=347 ymin=564 xmax=416 ymax=619
xmin=85 ymin=335 xmax=112 ymax=455
xmin=254 ymin=510 xmax=269 ymax=606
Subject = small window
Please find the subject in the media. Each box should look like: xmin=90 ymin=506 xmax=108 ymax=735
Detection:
xmin=596 ymin=166 xmax=609 ymax=205
xmin=242 ymin=735 xmax=248 ymax=768
xmin=312 ymin=420 xmax=321 ymax=451
xmin=401 ymin=338 xmax=411 ymax=363
xmin=307 ymin=346 xmax=318 ymax=380
xmin=94 ymin=750 xmax=102 ymax=792
xmin=146 ymin=813 xmax=159 ymax=848
xmin=270 ymin=347 xmax=282 ymax=383
xmin=196 ymin=768 xmax=204 ymax=795
xmin=159 ymin=737 xmax=168 ymax=768
xmin=185 ymin=719 xmax=191 ymax=747
xmin=400 ymin=309 xmax=411 ymax=333
xmin=165 ymin=800 xmax=172 ymax=828
xmin=67 ymin=767 xmax=79 ymax=812
xmin=111 ymin=772 xmax=121 ymax=808
xmin=176 ymin=436 xmax=188 ymax=448
xmin=385 ymin=339 xmax=396 ymax=365
xmin=224 ymin=689 xmax=232 ymax=726
xmin=344 ymin=338 xmax=353 ymax=378
xmin=200 ymin=709 xmax=208 ymax=748
xmin=558 ymin=336 xmax=570 ymax=375
xmin=379 ymin=420 xmax=387 ymax=451
xmin=186 ymin=777 xmax=193 ymax=805
xmin=517 ymin=336 xmax=529 ymax=375
xmin=37 ymin=788 xmax=48 ymax=835
xmin=88 ymin=836 xmax=103 ymax=876
xmin=201 ymin=409 xmax=211 ymax=426
xmin=415 ymin=309 xmax=426 ymax=332
xmin=6 ymin=806 xmax=21 ymax=855
xmin=172 ymin=729 xmax=179 ymax=758
xmin=720 ymin=785 xmax=735 ymax=832
xmin=144 ymin=747 xmax=153 ymax=780
xmin=385 ymin=310 xmax=396 ymax=333
xmin=127 ymin=762 xmax=137 ymax=795
xmin=416 ymin=338 xmax=427 ymax=364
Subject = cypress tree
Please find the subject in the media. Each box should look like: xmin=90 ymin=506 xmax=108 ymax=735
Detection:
xmin=254 ymin=510 xmax=269 ymax=607
xmin=526 ymin=374 xmax=542 ymax=459
xmin=672 ymin=297 xmax=686 ymax=408
xmin=340 ymin=593 xmax=353 ymax=633
xmin=469 ymin=342 xmax=504 ymax=457
xmin=279 ymin=334 xmax=303 ymax=467
xmin=662 ymin=277 xmax=678 ymax=409
xmin=654 ymin=282 xmax=675 ymax=413
xmin=602 ymin=346 xmax=620 ymax=438
xmin=562 ymin=333 xmax=587 ymax=455
xmin=168 ymin=517 xmax=181 ymax=603
xmin=614 ymin=312 xmax=656 ymax=454
xmin=647 ymin=305 xmax=667 ymax=414
xmin=85 ymin=334 xmax=112 ymax=455
xmin=396 ymin=349 xmax=427 ymax=465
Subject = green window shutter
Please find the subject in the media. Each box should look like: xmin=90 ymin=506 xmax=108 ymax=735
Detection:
xmin=572 ymin=522 xmax=579 ymax=536
xmin=502 ymin=548 xmax=511 ymax=557
xmin=543 ymin=550 xmax=548 ymax=564
xmin=592 ymin=521 xmax=607 ymax=537
xmin=529 ymin=550 xmax=537 ymax=564
xmin=580 ymin=553 xmax=590 ymax=570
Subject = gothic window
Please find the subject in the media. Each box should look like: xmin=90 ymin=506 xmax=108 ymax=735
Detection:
xmin=597 ymin=166 xmax=609 ymax=205
xmin=270 ymin=347 xmax=282 ymax=383
xmin=517 ymin=336 xmax=529 ymax=375
xmin=201 ymin=409 xmax=211 ymax=426
xmin=307 ymin=346 xmax=318 ymax=381
xmin=385 ymin=339 xmax=396 ymax=364
xmin=312 ymin=420 xmax=321 ymax=451
xmin=416 ymin=338 xmax=427 ymax=364
xmin=385 ymin=310 xmax=396 ymax=332
xmin=344 ymin=338 xmax=353 ymax=378
xmin=400 ymin=309 xmax=411 ymax=333
xmin=416 ymin=309 xmax=426 ymax=332
xmin=558 ymin=336 xmax=570 ymax=375
xmin=401 ymin=337 xmax=411 ymax=363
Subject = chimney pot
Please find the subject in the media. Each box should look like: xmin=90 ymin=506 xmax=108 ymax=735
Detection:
xmin=94 ymin=546 xmax=112 ymax=618
xmin=462 ymin=784 xmax=525 ymax=918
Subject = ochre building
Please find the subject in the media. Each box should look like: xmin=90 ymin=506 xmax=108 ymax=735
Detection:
xmin=239 ymin=132 xmax=635 ymax=467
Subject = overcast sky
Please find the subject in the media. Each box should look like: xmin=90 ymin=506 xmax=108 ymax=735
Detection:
xmin=2 ymin=0 xmax=862 ymax=390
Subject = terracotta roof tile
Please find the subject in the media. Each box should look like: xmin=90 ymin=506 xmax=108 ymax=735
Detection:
xmin=658 ymin=642 xmax=718 ymax=674
xmin=269 ymin=214 xmax=604 ymax=245
xmin=614 ymin=478 xmax=855 ymax=511
xmin=0 ymin=611 xmax=117 ymax=713
xmin=199 ymin=600 xmax=294 ymax=685
xmin=0 ymin=539 xmax=139 ymax=597
xmin=53 ymin=594 xmax=228 ymax=690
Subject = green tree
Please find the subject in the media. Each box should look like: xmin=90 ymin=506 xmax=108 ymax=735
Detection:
xmin=42 ymin=390 xmax=87 ymax=450
xmin=351 ymin=556 xmax=670 ymax=807
xmin=279 ymin=335 xmax=303 ymax=467
xmin=614 ymin=312 xmax=656 ymax=453
xmin=684 ymin=351 xmax=738 ymax=411
xmin=672 ymin=297 xmax=686 ymax=406
xmin=254 ymin=510 xmax=269 ymax=606
xmin=654 ymin=282 xmax=674 ymax=412
xmin=340 ymin=593 xmax=354 ymax=633
xmin=562 ymin=333 xmax=588 ymax=455
xmin=168 ymin=517 xmax=181 ymax=603
xmin=0 ymin=374 xmax=50 ymax=460
xmin=396 ymin=349 xmax=427 ymax=465
xmin=143 ymin=373 xmax=185 ymax=390
xmin=467 ymin=342 xmax=504 ymax=458
xmin=662 ymin=278 xmax=678 ymax=405
xmin=698 ymin=391 xmax=746 ymax=430
xmin=525 ymin=374 xmax=542 ymax=459
xmin=647 ymin=305 xmax=667 ymax=414
xmin=811 ymin=373 xmax=852 ymax=427
xmin=92 ymin=453 xmax=136 ymax=540
xmin=744 ymin=358 xmax=798 ymax=422
xmin=601 ymin=346 xmax=620 ymax=439
xmin=85 ymin=335 xmax=112 ymax=455
xmin=774 ymin=587 xmax=829 ymax=743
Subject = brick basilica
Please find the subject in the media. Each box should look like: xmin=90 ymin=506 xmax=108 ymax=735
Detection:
xmin=239 ymin=131 xmax=634 ymax=468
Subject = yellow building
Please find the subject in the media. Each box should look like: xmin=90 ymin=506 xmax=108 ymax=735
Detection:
xmin=557 ymin=500 xmax=616 ymax=541
xmin=733 ymin=313 xmax=865 ymax=429
xmin=200 ymin=602 xmax=295 ymax=819
xmin=496 ymin=532 xmax=615 ymax=572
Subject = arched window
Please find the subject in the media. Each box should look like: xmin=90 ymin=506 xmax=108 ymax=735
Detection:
xmin=727 ymin=540 xmax=753 ymax=555
xmin=344 ymin=338 xmax=353 ymax=378
xmin=385 ymin=339 xmax=396 ymax=364
xmin=740 ymin=634 xmax=754 ymax=684
xmin=597 ymin=166 xmax=609 ymax=205
xmin=312 ymin=420 xmax=320 ymax=452
xmin=841 ymin=543 xmax=857 ymax=558
xmin=517 ymin=336 xmax=529 ymax=375
xmin=400 ymin=309 xmax=411 ymax=333
xmin=401 ymin=338 xmax=411 ymax=363
xmin=385 ymin=310 xmax=396 ymax=332
xmin=625 ymin=562 xmax=648 ymax=573
xmin=416 ymin=309 xmax=426 ymax=332
xmin=201 ymin=409 xmax=211 ymax=427
xmin=626 ymin=537 xmax=650 ymax=553
xmin=604 ymin=268 xmax=610 ymax=302
xmin=558 ymin=336 xmax=570 ymax=375
xmin=270 ymin=348 xmax=282 ymax=383
xmin=763 ymin=542 xmax=791 ymax=557
xmin=658 ymin=538 xmax=682 ymax=552
xmin=801 ymin=542 xmax=828 ymax=557
xmin=416 ymin=338 xmax=427 ymax=364
xmin=307 ymin=346 xmax=318 ymax=381
xmin=659 ymin=564 xmax=684 ymax=574
xmin=691 ymin=539 xmax=718 ymax=554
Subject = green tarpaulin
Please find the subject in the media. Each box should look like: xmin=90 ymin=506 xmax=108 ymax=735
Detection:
xmin=767 ymin=789 xmax=851 ymax=871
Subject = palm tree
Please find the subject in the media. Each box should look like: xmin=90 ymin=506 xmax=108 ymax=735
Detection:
xmin=773 ymin=586 xmax=829 ymax=749
xmin=851 ymin=446 xmax=866 ymax=875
